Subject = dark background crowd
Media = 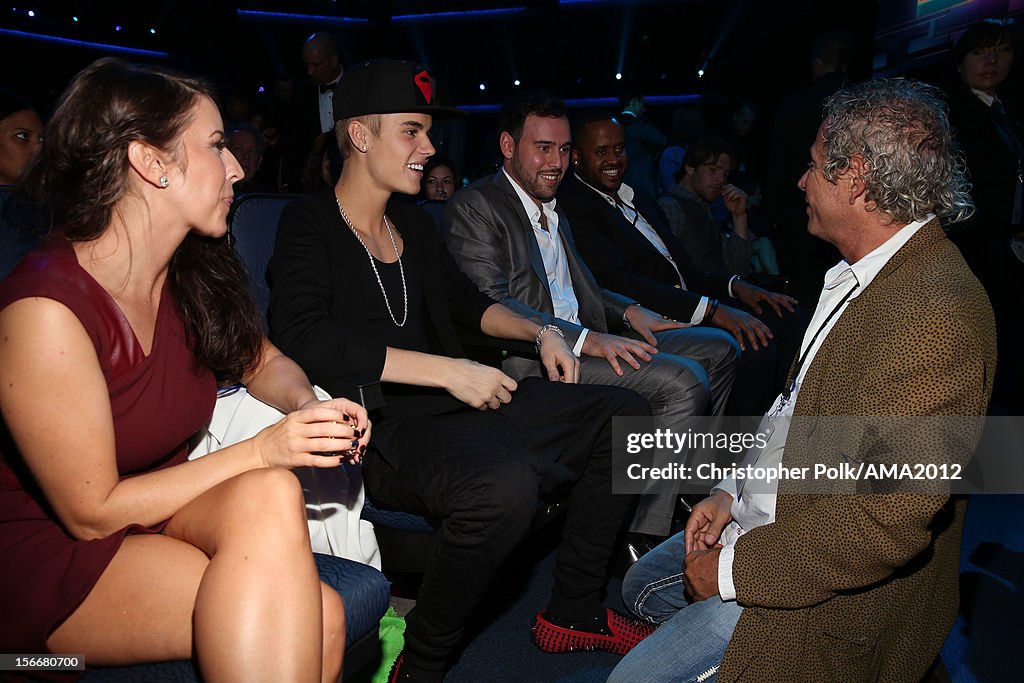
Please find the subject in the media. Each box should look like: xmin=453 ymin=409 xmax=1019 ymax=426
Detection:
xmin=3 ymin=0 xmax=1023 ymax=417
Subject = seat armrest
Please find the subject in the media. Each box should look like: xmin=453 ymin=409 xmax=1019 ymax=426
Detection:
xmin=456 ymin=326 xmax=538 ymax=368
xmin=331 ymin=380 xmax=385 ymax=412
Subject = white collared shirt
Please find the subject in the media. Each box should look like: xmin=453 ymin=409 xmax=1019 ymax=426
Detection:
xmin=971 ymin=88 xmax=997 ymax=107
xmin=318 ymin=76 xmax=342 ymax=134
xmin=502 ymin=168 xmax=588 ymax=355
xmin=575 ymin=175 xmax=710 ymax=324
xmin=714 ymin=216 xmax=932 ymax=601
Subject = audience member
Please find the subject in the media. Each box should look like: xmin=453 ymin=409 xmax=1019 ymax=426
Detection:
xmin=417 ymin=156 xmax=458 ymax=229
xmin=266 ymin=59 xmax=656 ymax=683
xmin=419 ymin=156 xmax=458 ymax=202
xmin=661 ymin=135 xmax=762 ymax=276
xmin=658 ymin=104 xmax=707 ymax=195
xmin=300 ymin=32 xmax=344 ymax=137
xmin=713 ymin=99 xmax=762 ymax=193
xmin=443 ymin=94 xmax=740 ymax=541
xmin=945 ymin=18 xmax=1023 ymax=415
xmin=608 ymin=78 xmax=995 ymax=683
xmin=0 ymin=58 xmax=366 ymax=680
xmin=302 ymin=131 xmax=345 ymax=193
xmin=620 ymin=88 xmax=667 ymax=198
xmin=558 ymin=114 xmax=801 ymax=417
xmin=225 ymin=124 xmax=271 ymax=195
xmin=765 ymin=28 xmax=855 ymax=307
xmin=289 ymin=32 xmax=344 ymax=192
xmin=0 ymin=89 xmax=43 ymax=186
xmin=250 ymin=108 xmax=290 ymax=192
xmin=0 ymin=89 xmax=44 ymax=278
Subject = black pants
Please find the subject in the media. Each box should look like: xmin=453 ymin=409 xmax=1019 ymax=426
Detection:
xmin=363 ymin=377 xmax=650 ymax=670
xmin=724 ymin=297 xmax=809 ymax=416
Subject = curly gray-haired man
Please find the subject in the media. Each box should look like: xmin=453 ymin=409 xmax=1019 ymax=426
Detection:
xmin=608 ymin=78 xmax=996 ymax=683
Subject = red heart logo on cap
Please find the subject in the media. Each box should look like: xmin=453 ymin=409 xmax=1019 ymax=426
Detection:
xmin=414 ymin=70 xmax=433 ymax=104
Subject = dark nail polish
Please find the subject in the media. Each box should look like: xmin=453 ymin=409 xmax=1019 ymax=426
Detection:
xmin=359 ymin=445 xmax=366 ymax=454
xmin=351 ymin=440 xmax=360 ymax=449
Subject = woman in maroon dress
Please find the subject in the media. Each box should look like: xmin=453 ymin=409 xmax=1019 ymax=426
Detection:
xmin=0 ymin=58 xmax=369 ymax=682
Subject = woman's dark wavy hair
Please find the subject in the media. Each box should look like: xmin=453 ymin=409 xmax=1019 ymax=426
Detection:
xmin=21 ymin=58 xmax=263 ymax=384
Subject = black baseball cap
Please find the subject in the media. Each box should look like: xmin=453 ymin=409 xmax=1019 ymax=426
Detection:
xmin=334 ymin=59 xmax=465 ymax=120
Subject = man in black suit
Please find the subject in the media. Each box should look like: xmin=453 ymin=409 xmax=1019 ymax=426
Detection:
xmin=285 ymin=32 xmax=344 ymax=191
xmin=557 ymin=112 xmax=803 ymax=415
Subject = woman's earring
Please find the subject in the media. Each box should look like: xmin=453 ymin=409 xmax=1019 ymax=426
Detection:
xmin=159 ymin=175 xmax=169 ymax=188
xmin=362 ymin=146 xmax=368 ymax=152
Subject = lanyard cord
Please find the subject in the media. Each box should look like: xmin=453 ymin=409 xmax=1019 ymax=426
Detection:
xmin=781 ymin=281 xmax=861 ymax=403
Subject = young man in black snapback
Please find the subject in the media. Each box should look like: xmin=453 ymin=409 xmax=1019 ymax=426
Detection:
xmin=267 ymin=59 xmax=657 ymax=682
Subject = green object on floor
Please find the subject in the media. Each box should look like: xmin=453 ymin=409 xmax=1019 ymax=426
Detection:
xmin=370 ymin=607 xmax=406 ymax=683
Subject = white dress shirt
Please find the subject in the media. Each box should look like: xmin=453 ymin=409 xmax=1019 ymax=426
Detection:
xmin=318 ymin=76 xmax=342 ymax=134
xmin=575 ymin=175 xmax=711 ymax=324
xmin=714 ymin=216 xmax=932 ymax=601
xmin=503 ymin=169 xmax=588 ymax=355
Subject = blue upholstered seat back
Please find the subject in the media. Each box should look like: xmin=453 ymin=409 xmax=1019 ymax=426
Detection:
xmin=228 ymin=193 xmax=301 ymax=331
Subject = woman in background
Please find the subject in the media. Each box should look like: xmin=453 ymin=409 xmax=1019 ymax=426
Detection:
xmin=418 ymin=156 xmax=458 ymax=202
xmin=0 ymin=90 xmax=45 ymax=278
xmin=0 ymin=58 xmax=369 ymax=682
xmin=417 ymin=156 xmax=458 ymax=229
xmin=0 ymin=89 xmax=43 ymax=186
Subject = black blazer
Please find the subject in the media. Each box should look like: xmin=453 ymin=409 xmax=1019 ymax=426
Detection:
xmin=947 ymin=84 xmax=1023 ymax=236
xmin=267 ymin=190 xmax=494 ymax=401
xmin=556 ymin=173 xmax=731 ymax=323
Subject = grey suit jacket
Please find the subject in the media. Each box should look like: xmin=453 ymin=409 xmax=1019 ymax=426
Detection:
xmin=443 ymin=170 xmax=636 ymax=376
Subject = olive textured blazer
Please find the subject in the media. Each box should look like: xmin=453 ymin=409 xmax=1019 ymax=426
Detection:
xmin=718 ymin=219 xmax=997 ymax=682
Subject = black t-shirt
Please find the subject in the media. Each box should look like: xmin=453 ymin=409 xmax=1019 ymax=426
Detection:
xmin=361 ymin=252 xmax=463 ymax=419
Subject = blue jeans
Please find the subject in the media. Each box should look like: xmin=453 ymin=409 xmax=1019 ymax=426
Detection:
xmin=607 ymin=532 xmax=743 ymax=683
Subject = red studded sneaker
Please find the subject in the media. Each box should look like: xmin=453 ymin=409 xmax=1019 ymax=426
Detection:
xmin=531 ymin=608 xmax=657 ymax=655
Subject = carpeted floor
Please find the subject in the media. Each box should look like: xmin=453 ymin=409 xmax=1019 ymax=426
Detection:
xmin=367 ymin=493 xmax=1023 ymax=682
xmin=942 ymin=494 xmax=1024 ymax=683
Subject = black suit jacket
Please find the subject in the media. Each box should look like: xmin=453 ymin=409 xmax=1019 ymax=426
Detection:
xmin=282 ymin=80 xmax=335 ymax=192
xmin=947 ymin=84 xmax=1022 ymax=237
xmin=293 ymin=80 xmax=329 ymax=146
xmin=267 ymin=189 xmax=494 ymax=401
xmin=556 ymin=173 xmax=731 ymax=323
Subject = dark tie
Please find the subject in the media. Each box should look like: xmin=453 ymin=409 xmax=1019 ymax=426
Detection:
xmin=538 ymin=210 xmax=549 ymax=232
xmin=616 ymin=196 xmax=641 ymax=228
xmin=319 ymin=83 xmax=333 ymax=94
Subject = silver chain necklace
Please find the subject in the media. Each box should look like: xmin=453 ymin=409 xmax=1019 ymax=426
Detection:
xmin=336 ymin=198 xmax=408 ymax=327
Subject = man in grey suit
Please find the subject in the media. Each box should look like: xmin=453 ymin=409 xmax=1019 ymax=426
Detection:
xmin=443 ymin=93 xmax=739 ymax=538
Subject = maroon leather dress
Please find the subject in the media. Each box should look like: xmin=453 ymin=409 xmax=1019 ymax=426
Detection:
xmin=0 ymin=238 xmax=216 ymax=651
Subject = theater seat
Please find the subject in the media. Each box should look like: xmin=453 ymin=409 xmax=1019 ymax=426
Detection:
xmin=0 ymin=186 xmax=43 ymax=281
xmin=227 ymin=192 xmax=301 ymax=330
xmin=79 ymin=553 xmax=390 ymax=682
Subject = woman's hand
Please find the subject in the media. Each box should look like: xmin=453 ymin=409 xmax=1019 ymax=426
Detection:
xmin=445 ymin=358 xmax=518 ymax=410
xmin=253 ymin=401 xmax=370 ymax=468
